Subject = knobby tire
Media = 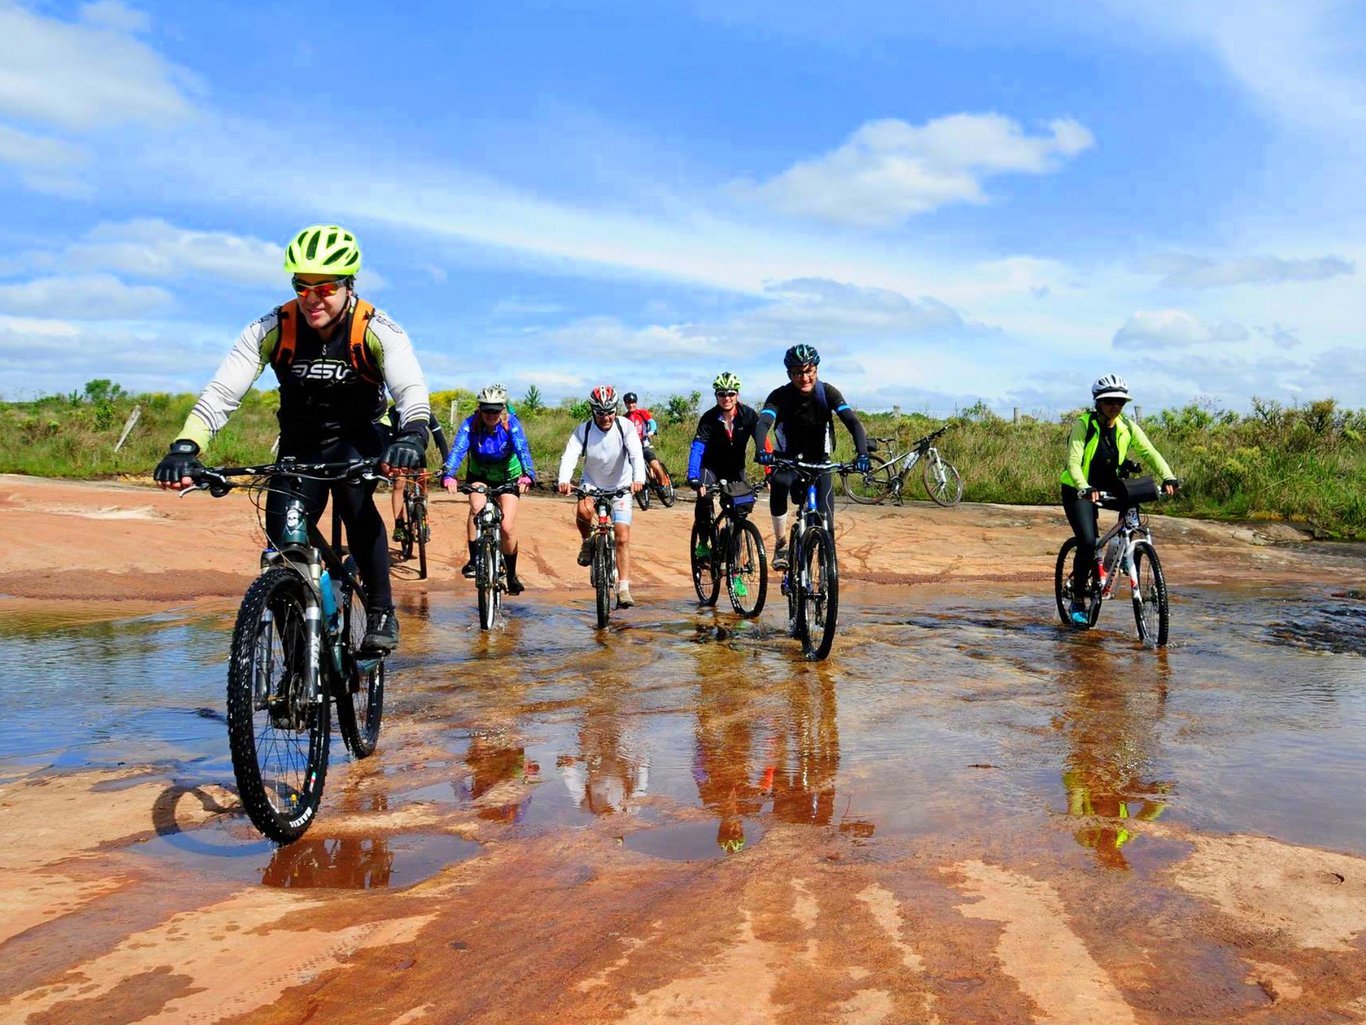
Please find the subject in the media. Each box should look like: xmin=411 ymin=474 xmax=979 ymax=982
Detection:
xmin=923 ymin=457 xmax=964 ymax=507
xmin=1054 ymin=537 xmax=1102 ymax=629
xmin=593 ymin=536 xmax=614 ymax=629
xmin=1131 ymin=541 xmax=1170 ymax=647
xmin=477 ymin=534 xmax=502 ymax=631
xmin=725 ymin=518 xmax=768 ymax=617
xmin=690 ymin=522 xmax=720 ymax=606
xmin=335 ymin=557 xmax=383 ymax=758
xmin=842 ymin=466 xmax=894 ymax=505
xmin=226 ymin=567 xmax=330 ymax=844
xmin=800 ymin=527 xmax=839 ymax=661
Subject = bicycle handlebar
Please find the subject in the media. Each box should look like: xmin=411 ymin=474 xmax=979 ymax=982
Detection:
xmin=185 ymin=458 xmax=383 ymax=497
xmin=575 ymin=485 xmax=632 ymax=500
xmin=769 ymin=455 xmax=857 ymax=475
xmin=459 ymin=481 xmax=523 ymax=497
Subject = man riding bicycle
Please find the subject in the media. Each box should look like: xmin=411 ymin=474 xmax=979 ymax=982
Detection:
xmin=153 ymin=224 xmax=431 ymax=651
xmin=623 ymin=392 xmax=670 ymax=491
xmin=556 ymin=386 xmax=645 ymax=608
xmin=1060 ymin=374 xmax=1179 ymax=624
xmin=685 ymin=371 xmax=761 ymax=558
xmin=441 ymin=384 xmax=536 ymax=594
xmin=753 ymin=345 xmax=870 ymax=569
xmin=384 ymin=406 xmax=449 ymax=546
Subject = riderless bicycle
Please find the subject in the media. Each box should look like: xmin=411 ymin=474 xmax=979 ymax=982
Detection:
xmin=184 ymin=457 xmax=385 ymax=843
xmin=842 ymin=425 xmax=962 ymax=507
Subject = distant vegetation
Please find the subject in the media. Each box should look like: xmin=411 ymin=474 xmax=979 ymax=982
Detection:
xmin=4 ymin=383 xmax=1365 ymax=538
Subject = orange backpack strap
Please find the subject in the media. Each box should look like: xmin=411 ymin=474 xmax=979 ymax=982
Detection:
xmin=347 ymin=298 xmax=382 ymax=384
xmin=271 ymin=300 xmax=300 ymax=370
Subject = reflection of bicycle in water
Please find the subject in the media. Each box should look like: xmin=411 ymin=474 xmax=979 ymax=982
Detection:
xmin=461 ymin=731 xmax=539 ymax=824
xmin=1054 ymin=646 xmax=1173 ymax=870
xmin=558 ymin=679 xmax=649 ymax=816
xmin=260 ymin=793 xmax=394 ymax=888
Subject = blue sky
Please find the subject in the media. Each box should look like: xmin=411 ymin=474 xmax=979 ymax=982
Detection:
xmin=1 ymin=0 xmax=1363 ymax=414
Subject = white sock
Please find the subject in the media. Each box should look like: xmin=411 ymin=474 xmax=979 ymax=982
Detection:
xmin=618 ymin=579 xmax=630 ymax=590
xmin=772 ymin=514 xmax=788 ymax=547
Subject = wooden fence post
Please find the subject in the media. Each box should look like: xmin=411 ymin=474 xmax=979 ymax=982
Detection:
xmin=114 ymin=406 xmax=142 ymax=451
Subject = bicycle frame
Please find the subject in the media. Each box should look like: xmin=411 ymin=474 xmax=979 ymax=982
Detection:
xmin=1093 ymin=504 xmax=1151 ymax=602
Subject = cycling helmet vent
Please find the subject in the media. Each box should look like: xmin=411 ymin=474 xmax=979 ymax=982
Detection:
xmin=284 ymin=224 xmax=362 ymax=277
xmin=589 ymin=385 xmax=618 ymax=414
xmin=477 ymin=384 xmax=508 ymax=407
xmin=783 ymin=344 xmax=820 ymax=369
xmin=712 ymin=371 xmax=741 ymax=392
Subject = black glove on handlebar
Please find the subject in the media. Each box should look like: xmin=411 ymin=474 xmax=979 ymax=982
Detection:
xmin=381 ymin=429 xmax=427 ymax=471
xmin=154 ymin=439 xmax=202 ymax=484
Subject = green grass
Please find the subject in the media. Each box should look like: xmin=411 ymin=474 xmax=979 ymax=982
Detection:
xmin=6 ymin=385 xmax=1366 ymax=539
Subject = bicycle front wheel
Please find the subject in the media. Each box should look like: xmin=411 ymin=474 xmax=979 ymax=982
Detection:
xmin=799 ymin=527 xmax=839 ymax=660
xmin=690 ymin=523 xmax=720 ymax=606
xmin=656 ymin=464 xmax=677 ymax=507
xmin=725 ymin=518 xmax=768 ymax=617
xmin=227 ymin=567 xmax=330 ymax=844
xmin=924 ymin=456 xmax=963 ymax=507
xmin=1054 ymin=537 xmax=1101 ymax=629
xmin=842 ymin=466 xmax=894 ymax=505
xmin=635 ymin=485 xmax=650 ymax=510
xmin=593 ymin=537 xmax=614 ymax=628
xmin=411 ymin=489 xmax=429 ymax=579
xmin=335 ymin=557 xmax=384 ymax=758
xmin=1131 ymin=541 xmax=1169 ymax=647
xmin=477 ymin=534 xmax=501 ymax=631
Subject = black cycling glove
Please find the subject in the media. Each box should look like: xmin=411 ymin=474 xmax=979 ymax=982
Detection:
xmin=154 ymin=439 xmax=202 ymax=484
xmin=381 ymin=428 xmax=427 ymax=471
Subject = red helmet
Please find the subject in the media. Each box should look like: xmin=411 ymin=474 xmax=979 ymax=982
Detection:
xmin=589 ymin=386 xmax=617 ymax=414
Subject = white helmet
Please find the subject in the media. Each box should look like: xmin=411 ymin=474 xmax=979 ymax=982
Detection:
xmin=477 ymin=384 xmax=509 ymax=408
xmin=1091 ymin=374 xmax=1130 ymax=402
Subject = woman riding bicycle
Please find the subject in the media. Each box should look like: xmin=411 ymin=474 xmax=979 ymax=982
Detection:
xmin=441 ymin=384 xmax=536 ymax=595
xmin=1060 ymin=374 xmax=1179 ymax=624
xmin=685 ymin=370 xmax=761 ymax=558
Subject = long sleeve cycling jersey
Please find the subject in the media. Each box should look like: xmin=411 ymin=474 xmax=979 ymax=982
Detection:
xmin=687 ymin=403 xmax=760 ymax=481
xmin=1060 ymin=411 xmax=1174 ymax=492
xmin=442 ymin=411 xmax=536 ymax=481
xmin=177 ymin=295 xmax=430 ymax=450
xmin=754 ymin=380 xmax=867 ymax=462
xmin=558 ymin=417 xmax=646 ymax=490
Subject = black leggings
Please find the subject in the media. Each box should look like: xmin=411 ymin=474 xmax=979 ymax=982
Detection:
xmin=266 ymin=432 xmax=391 ymax=611
xmin=1060 ymin=485 xmax=1100 ymax=592
xmin=770 ymin=468 xmax=835 ymax=529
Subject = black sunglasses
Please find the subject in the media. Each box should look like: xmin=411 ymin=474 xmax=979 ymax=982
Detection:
xmin=715 ymin=390 xmax=738 ymax=397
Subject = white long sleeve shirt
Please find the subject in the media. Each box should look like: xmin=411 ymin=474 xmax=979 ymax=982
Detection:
xmin=558 ymin=417 xmax=646 ymax=490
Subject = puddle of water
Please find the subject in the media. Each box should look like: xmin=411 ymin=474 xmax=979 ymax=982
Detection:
xmin=6 ymin=577 xmax=1366 ymax=873
xmin=623 ymin=818 xmax=766 ymax=861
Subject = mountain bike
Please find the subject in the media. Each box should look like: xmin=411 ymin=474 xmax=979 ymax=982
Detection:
xmin=459 ymin=480 xmax=520 ymax=631
xmin=394 ymin=470 xmax=430 ymax=579
xmin=185 ymin=458 xmax=386 ymax=843
xmin=635 ymin=457 xmax=677 ymax=510
xmin=1054 ymin=477 xmax=1171 ymax=647
xmin=842 ymin=425 xmax=962 ymax=506
xmin=690 ymin=478 xmax=768 ymax=617
xmin=772 ymin=457 xmax=854 ymax=660
xmin=579 ymin=485 xmax=630 ymax=628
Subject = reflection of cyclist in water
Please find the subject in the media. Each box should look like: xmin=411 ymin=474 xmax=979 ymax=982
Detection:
xmin=558 ymin=679 xmax=649 ymax=815
xmin=1055 ymin=648 xmax=1173 ymax=870
xmin=461 ymin=730 xmax=539 ymax=824
xmin=261 ymin=791 xmax=394 ymax=888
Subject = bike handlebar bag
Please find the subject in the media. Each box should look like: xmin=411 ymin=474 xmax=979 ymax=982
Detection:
xmin=721 ymin=480 xmax=756 ymax=511
xmin=1118 ymin=476 xmax=1159 ymax=506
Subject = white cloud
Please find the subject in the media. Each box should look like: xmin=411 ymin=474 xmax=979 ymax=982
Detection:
xmin=79 ymin=1 xmax=151 ymax=34
xmin=66 ymin=219 xmax=282 ymax=287
xmin=1112 ymin=309 xmax=1250 ymax=349
xmin=1143 ymin=252 xmax=1355 ymax=288
xmin=0 ymin=274 xmax=171 ymax=319
xmin=0 ymin=3 xmax=196 ymax=132
xmin=738 ymin=114 xmax=1094 ymax=227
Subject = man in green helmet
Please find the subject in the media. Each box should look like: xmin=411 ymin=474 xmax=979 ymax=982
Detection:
xmin=154 ymin=224 xmax=433 ymax=651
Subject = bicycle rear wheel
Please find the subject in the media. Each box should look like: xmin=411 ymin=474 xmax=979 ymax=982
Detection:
xmin=593 ymin=537 xmax=613 ymax=628
xmin=227 ymin=567 xmax=330 ymax=844
xmin=923 ymin=456 xmax=963 ymax=507
xmin=842 ymin=465 xmax=895 ymax=505
xmin=725 ymin=518 xmax=768 ymax=617
xmin=635 ymin=485 xmax=650 ymax=510
xmin=799 ymin=527 xmax=839 ymax=661
xmin=690 ymin=522 xmax=720 ymax=606
xmin=477 ymin=534 xmax=501 ymax=631
xmin=1054 ymin=537 xmax=1101 ymax=629
xmin=1131 ymin=541 xmax=1169 ymax=647
xmin=335 ymin=557 xmax=384 ymax=758
xmin=784 ymin=529 xmax=804 ymax=639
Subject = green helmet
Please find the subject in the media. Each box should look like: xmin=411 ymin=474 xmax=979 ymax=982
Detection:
xmin=283 ymin=225 xmax=362 ymax=277
xmin=712 ymin=371 xmax=741 ymax=392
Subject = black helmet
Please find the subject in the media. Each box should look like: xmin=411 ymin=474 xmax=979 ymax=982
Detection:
xmin=783 ymin=344 xmax=820 ymax=369
xmin=623 ymin=392 xmax=638 ymax=404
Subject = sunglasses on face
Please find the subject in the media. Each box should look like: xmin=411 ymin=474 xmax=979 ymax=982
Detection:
xmin=479 ymin=406 xmax=504 ymax=415
xmin=1098 ymin=398 xmax=1127 ymax=407
xmin=715 ymin=390 xmax=738 ymax=398
xmin=291 ymin=276 xmax=349 ymax=299
xmin=788 ymin=366 xmax=817 ymax=378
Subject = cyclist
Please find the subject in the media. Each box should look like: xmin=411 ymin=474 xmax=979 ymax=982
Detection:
xmin=753 ymin=345 xmax=870 ymax=569
xmin=685 ymin=371 xmax=761 ymax=558
xmin=556 ymin=385 xmax=645 ymax=608
xmin=440 ymin=384 xmax=536 ymax=594
xmin=153 ymin=224 xmax=431 ymax=651
xmin=386 ymin=407 xmax=449 ymax=547
xmin=623 ymin=392 xmax=670 ymax=491
xmin=1061 ymin=374 xmax=1179 ymax=624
